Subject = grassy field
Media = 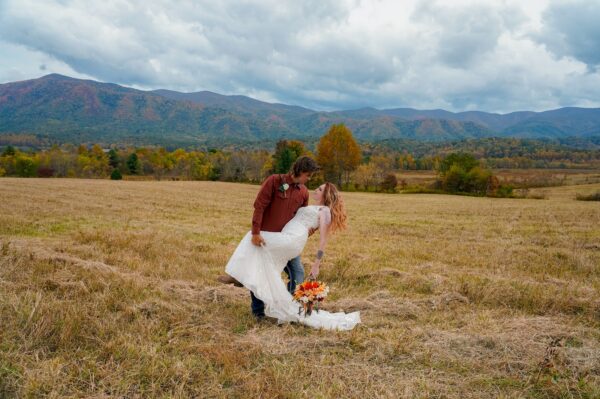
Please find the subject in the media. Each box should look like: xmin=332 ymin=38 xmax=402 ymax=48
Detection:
xmin=1 ymin=177 xmax=599 ymax=398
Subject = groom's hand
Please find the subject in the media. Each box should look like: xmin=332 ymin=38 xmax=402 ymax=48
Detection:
xmin=251 ymin=234 xmax=266 ymax=247
xmin=308 ymin=227 xmax=318 ymax=237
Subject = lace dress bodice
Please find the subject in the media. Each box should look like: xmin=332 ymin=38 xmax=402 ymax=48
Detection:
xmin=282 ymin=205 xmax=330 ymax=236
xmin=291 ymin=205 xmax=321 ymax=229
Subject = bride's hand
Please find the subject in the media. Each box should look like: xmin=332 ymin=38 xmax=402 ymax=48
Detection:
xmin=309 ymin=260 xmax=320 ymax=279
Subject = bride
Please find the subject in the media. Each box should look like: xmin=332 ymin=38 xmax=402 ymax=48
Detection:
xmin=224 ymin=182 xmax=361 ymax=331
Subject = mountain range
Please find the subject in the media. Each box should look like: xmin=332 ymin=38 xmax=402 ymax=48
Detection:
xmin=1 ymin=74 xmax=599 ymax=147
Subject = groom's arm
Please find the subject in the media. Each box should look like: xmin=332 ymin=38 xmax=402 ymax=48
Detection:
xmin=251 ymin=175 xmax=275 ymax=236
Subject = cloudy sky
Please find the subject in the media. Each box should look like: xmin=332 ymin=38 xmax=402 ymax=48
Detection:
xmin=1 ymin=0 xmax=599 ymax=112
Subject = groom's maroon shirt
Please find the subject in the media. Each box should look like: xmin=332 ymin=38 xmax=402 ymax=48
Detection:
xmin=251 ymin=173 xmax=309 ymax=235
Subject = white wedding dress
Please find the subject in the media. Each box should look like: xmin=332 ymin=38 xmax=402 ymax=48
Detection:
xmin=225 ymin=205 xmax=361 ymax=331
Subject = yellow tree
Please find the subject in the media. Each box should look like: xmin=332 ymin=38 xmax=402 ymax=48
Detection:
xmin=353 ymin=163 xmax=377 ymax=191
xmin=316 ymin=124 xmax=361 ymax=188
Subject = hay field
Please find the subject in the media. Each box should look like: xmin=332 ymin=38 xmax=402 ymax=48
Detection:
xmin=1 ymin=178 xmax=599 ymax=398
xmin=393 ymin=169 xmax=600 ymax=188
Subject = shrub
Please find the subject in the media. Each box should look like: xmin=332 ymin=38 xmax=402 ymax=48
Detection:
xmin=495 ymin=184 xmax=514 ymax=198
xmin=110 ymin=169 xmax=123 ymax=180
xmin=439 ymin=153 xmax=504 ymax=197
xmin=486 ymin=175 xmax=500 ymax=196
xmin=37 ymin=167 xmax=55 ymax=178
xmin=465 ymin=166 xmax=492 ymax=195
xmin=441 ymin=164 xmax=468 ymax=193
xmin=380 ymin=174 xmax=398 ymax=193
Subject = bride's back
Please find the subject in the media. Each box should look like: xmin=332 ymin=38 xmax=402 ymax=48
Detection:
xmin=286 ymin=205 xmax=321 ymax=232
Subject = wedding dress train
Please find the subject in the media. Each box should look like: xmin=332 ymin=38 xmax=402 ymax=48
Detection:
xmin=225 ymin=205 xmax=361 ymax=331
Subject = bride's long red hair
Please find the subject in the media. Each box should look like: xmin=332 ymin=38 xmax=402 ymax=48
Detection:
xmin=322 ymin=182 xmax=347 ymax=234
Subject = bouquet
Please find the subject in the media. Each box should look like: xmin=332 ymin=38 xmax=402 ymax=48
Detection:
xmin=293 ymin=280 xmax=329 ymax=316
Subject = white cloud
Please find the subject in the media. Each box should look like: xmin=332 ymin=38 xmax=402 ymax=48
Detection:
xmin=0 ymin=0 xmax=599 ymax=112
xmin=0 ymin=40 xmax=93 ymax=82
xmin=533 ymin=0 xmax=600 ymax=69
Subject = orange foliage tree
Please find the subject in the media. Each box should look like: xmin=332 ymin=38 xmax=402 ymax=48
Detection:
xmin=316 ymin=124 xmax=361 ymax=188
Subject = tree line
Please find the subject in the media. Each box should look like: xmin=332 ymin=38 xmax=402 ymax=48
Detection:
xmin=369 ymin=136 xmax=600 ymax=169
xmin=1 ymin=124 xmax=597 ymax=197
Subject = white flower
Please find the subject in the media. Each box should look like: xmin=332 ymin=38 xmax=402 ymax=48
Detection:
xmin=282 ymin=183 xmax=289 ymax=191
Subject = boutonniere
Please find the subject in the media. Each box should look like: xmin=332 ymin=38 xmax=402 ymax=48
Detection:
xmin=279 ymin=183 xmax=290 ymax=192
xmin=278 ymin=175 xmax=290 ymax=197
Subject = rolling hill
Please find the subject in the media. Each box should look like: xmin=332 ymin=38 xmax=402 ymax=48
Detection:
xmin=1 ymin=74 xmax=599 ymax=146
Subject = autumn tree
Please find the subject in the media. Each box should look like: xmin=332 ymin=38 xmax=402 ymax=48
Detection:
xmin=147 ymin=147 xmax=172 ymax=180
xmin=223 ymin=151 xmax=251 ymax=182
xmin=353 ymin=163 xmax=378 ymax=190
xmin=38 ymin=145 xmax=71 ymax=177
xmin=381 ymin=174 xmax=398 ymax=193
xmin=370 ymin=154 xmax=394 ymax=191
xmin=316 ymin=124 xmax=361 ymax=188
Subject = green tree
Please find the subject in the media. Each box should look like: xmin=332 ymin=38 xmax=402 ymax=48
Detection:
xmin=272 ymin=140 xmax=306 ymax=174
xmin=2 ymin=145 xmax=16 ymax=156
xmin=126 ymin=153 xmax=140 ymax=175
xmin=15 ymin=155 xmax=38 ymax=177
xmin=438 ymin=153 xmax=496 ymax=196
xmin=439 ymin=152 xmax=480 ymax=175
xmin=108 ymin=149 xmax=119 ymax=169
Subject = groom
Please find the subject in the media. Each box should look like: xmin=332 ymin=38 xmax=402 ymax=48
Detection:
xmin=219 ymin=156 xmax=320 ymax=320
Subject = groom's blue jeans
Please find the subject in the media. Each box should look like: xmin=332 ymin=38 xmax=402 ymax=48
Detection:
xmin=251 ymin=255 xmax=304 ymax=317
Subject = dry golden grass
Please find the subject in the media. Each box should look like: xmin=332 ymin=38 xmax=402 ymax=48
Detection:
xmin=393 ymin=169 xmax=600 ymax=192
xmin=1 ymin=177 xmax=599 ymax=398
xmin=494 ymin=169 xmax=600 ymax=187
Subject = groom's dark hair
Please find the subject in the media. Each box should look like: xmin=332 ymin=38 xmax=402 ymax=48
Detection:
xmin=291 ymin=156 xmax=320 ymax=177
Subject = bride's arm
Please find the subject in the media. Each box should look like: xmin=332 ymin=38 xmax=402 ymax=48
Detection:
xmin=309 ymin=207 xmax=331 ymax=278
